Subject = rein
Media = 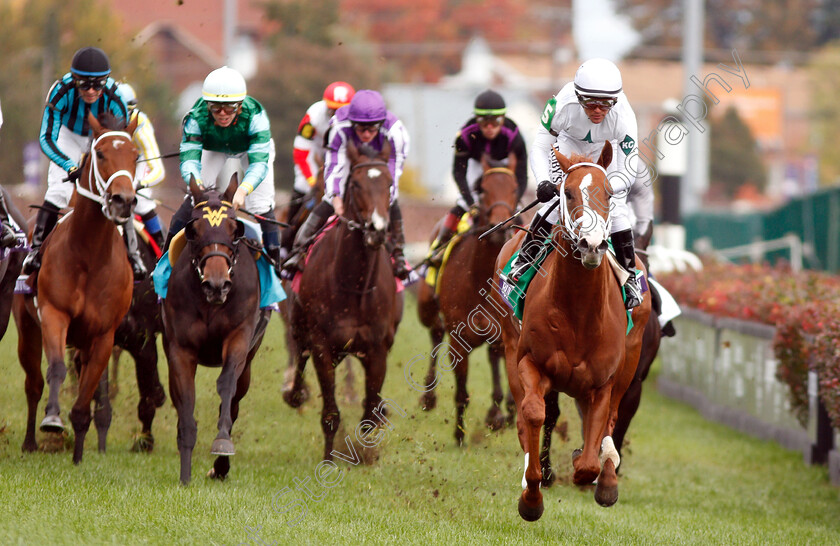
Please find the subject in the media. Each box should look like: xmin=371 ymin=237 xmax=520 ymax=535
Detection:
xmin=189 ymin=198 xmax=241 ymax=282
xmin=75 ymin=130 xmax=136 ymax=222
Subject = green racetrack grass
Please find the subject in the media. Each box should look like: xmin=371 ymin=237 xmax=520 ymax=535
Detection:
xmin=0 ymin=292 xmax=838 ymax=545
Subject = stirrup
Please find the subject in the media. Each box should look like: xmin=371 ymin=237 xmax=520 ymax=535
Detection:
xmin=22 ymin=250 xmax=41 ymax=275
xmin=624 ymin=278 xmax=642 ymax=310
xmin=130 ymin=255 xmax=148 ymax=281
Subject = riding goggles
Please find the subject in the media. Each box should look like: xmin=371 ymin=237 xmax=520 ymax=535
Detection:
xmin=74 ymin=77 xmax=108 ymax=91
xmin=577 ymin=94 xmax=617 ymax=110
xmin=352 ymin=121 xmax=382 ymax=134
xmin=476 ymin=115 xmax=504 ymax=127
xmin=207 ymin=102 xmax=242 ymax=115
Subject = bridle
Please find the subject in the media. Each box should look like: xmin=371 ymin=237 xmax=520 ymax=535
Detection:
xmin=74 ymin=130 xmax=136 ymax=223
xmin=479 ymin=167 xmax=517 ymax=224
xmin=556 ymin=162 xmax=611 ymax=249
xmin=341 ymin=159 xmax=391 ymax=237
xmin=188 ymin=199 xmax=241 ymax=282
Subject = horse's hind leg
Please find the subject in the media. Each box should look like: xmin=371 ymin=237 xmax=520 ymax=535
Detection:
xmin=282 ymin=346 xmax=310 ymax=408
xmin=539 ymin=391 xmax=560 ymax=488
xmin=312 ymin=349 xmax=340 ymax=461
xmin=93 ymin=367 xmax=112 ymax=453
xmin=357 ymin=349 xmax=387 ymax=464
xmin=485 ymin=344 xmax=507 ymax=431
xmin=417 ymin=287 xmax=443 ymax=411
xmin=14 ymin=297 xmax=43 ymax=452
xmin=39 ymin=309 xmax=70 ymax=433
xmin=453 ymin=352 xmax=470 ymax=446
xmin=131 ymin=340 xmax=165 ymax=452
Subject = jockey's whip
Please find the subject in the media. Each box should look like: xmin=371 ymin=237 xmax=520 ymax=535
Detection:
xmin=238 ymin=209 xmax=290 ymax=228
xmin=137 ymin=151 xmax=180 ymax=163
xmin=478 ymin=198 xmax=540 ymax=240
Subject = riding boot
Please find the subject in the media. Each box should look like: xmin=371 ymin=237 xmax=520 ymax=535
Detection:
xmin=286 ymin=189 xmax=305 ymax=227
xmin=123 ymin=220 xmax=148 ymax=281
xmin=0 ymin=201 xmax=16 ymax=249
xmin=258 ymin=210 xmax=283 ymax=277
xmin=22 ymin=202 xmax=60 ymax=275
xmin=389 ymin=202 xmax=410 ymax=280
xmin=507 ymin=211 xmax=553 ymax=283
xmin=612 ymin=228 xmax=642 ymax=310
xmin=139 ymin=210 xmax=165 ymax=253
xmin=149 ymin=229 xmax=165 ymax=253
xmin=283 ymin=201 xmax=332 ymax=273
xmin=162 ymin=196 xmax=195 ymax=253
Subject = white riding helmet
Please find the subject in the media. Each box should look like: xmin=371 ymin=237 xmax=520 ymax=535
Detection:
xmin=202 ymin=66 xmax=247 ymax=103
xmin=118 ymin=82 xmax=137 ymax=110
xmin=574 ymin=58 xmax=622 ymax=99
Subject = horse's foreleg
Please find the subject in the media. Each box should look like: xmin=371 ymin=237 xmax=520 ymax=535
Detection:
xmin=574 ymin=383 xmax=612 ymax=487
xmin=209 ymin=359 xmax=253 ymax=481
xmin=213 ymin=339 xmax=249 ymax=457
xmin=485 ymin=344 xmax=507 ymax=431
xmin=93 ymin=367 xmax=112 ymax=453
xmin=419 ymin=311 xmax=444 ymax=411
xmin=312 ymin=347 xmax=340 ymax=461
xmin=69 ymin=335 xmax=114 ymax=464
xmin=453 ymin=351 xmax=470 ymax=447
xmin=15 ymin=298 xmax=43 ymax=452
xmin=539 ymin=391 xmax=560 ymax=488
xmin=168 ymin=346 xmax=198 ymax=485
xmin=517 ymin=354 xmax=547 ymax=522
xmin=39 ymin=308 xmax=70 ymax=433
xmin=282 ymin=337 xmax=310 ymax=408
xmin=131 ymin=339 xmax=164 ymax=452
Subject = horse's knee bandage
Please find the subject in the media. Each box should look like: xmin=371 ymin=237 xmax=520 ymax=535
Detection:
xmin=599 ymin=436 xmax=620 ymax=469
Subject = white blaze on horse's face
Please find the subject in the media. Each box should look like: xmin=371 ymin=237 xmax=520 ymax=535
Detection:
xmin=371 ymin=209 xmax=387 ymax=232
xmin=578 ymin=173 xmax=608 ymax=249
xmin=367 ymin=167 xmax=382 ymax=179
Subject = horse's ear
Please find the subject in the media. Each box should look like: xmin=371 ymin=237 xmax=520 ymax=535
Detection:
xmin=126 ymin=111 xmax=139 ymax=135
xmin=223 ymin=172 xmax=239 ymax=204
xmin=184 ymin=220 xmax=197 ymax=241
xmin=347 ymin=139 xmax=360 ymax=165
xmin=597 ymin=141 xmax=613 ymax=170
xmin=378 ymin=139 xmax=392 ymax=163
xmin=552 ymin=147 xmax=572 ymax=173
xmin=88 ymin=113 xmax=103 ymax=136
xmin=189 ymin=174 xmax=203 ymax=201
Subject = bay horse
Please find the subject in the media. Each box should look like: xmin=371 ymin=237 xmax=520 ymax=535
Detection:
xmin=416 ymin=156 xmax=518 ymax=444
xmin=162 ymin=176 xmax=269 ymax=485
xmin=490 ymin=141 xmax=651 ymax=520
xmin=13 ymin=112 xmax=139 ymax=463
xmin=284 ymin=140 xmax=403 ymax=461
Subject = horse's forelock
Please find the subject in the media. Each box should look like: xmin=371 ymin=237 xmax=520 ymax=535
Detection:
xmin=98 ymin=112 xmax=128 ymax=131
xmin=568 ymin=153 xmax=594 ymax=165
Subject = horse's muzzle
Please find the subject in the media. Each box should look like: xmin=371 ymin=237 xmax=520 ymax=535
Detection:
xmin=578 ymin=238 xmax=608 ymax=270
xmin=201 ymin=278 xmax=232 ymax=305
xmin=107 ymin=193 xmax=137 ymax=224
xmin=365 ymin=228 xmax=387 ymax=249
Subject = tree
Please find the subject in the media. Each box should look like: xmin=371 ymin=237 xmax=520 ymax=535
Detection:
xmin=709 ymin=106 xmax=766 ymax=198
xmin=810 ymin=41 xmax=840 ymax=183
xmin=251 ymin=1 xmax=385 ymax=190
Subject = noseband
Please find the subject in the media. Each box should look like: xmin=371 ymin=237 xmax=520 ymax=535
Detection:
xmin=74 ymin=130 xmax=136 ymax=222
xmin=189 ymin=199 xmax=241 ymax=282
xmin=479 ymin=168 xmax=517 ymax=227
xmin=557 ymin=162 xmax=611 ymax=247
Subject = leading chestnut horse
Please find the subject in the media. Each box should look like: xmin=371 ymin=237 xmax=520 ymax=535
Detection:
xmin=416 ymin=156 xmax=518 ymax=444
xmin=284 ymin=141 xmax=403 ymax=462
xmin=490 ymin=141 xmax=651 ymax=520
xmin=13 ymin=112 xmax=139 ymax=463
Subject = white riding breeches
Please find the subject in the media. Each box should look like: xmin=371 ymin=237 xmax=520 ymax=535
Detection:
xmin=199 ymin=138 xmax=277 ymax=215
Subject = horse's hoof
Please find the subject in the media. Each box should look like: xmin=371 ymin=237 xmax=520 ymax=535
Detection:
xmin=206 ymin=467 xmax=226 ymax=481
xmin=541 ymin=467 xmax=556 ymax=488
xmin=211 ymin=438 xmax=235 ymax=456
xmin=21 ymin=441 xmax=38 ymax=453
xmin=595 ymin=482 xmax=619 ymax=507
xmin=131 ymin=433 xmax=155 ymax=453
xmin=40 ymin=414 xmax=65 ymax=433
xmin=420 ymin=393 xmax=436 ymax=411
xmin=485 ymin=411 xmax=506 ymax=431
xmin=518 ymin=496 xmax=544 ymax=522
xmin=282 ymin=385 xmax=307 ymax=409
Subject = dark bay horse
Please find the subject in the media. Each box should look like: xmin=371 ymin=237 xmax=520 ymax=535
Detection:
xmin=491 ymin=142 xmax=651 ymax=520
xmin=13 ymin=113 xmax=139 ymax=462
xmin=162 ymin=176 xmax=268 ymax=485
xmin=416 ymin=157 xmax=518 ymax=444
xmin=0 ymin=186 xmax=26 ymax=342
xmin=284 ymin=141 xmax=403 ymax=461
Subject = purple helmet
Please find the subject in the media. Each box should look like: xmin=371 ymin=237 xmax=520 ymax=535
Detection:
xmin=347 ymin=90 xmax=386 ymax=123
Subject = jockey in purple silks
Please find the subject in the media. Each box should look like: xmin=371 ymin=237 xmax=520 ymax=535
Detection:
xmin=282 ymin=89 xmax=412 ymax=280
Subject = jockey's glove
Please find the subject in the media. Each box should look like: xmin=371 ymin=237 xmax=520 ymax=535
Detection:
xmin=233 ymin=186 xmax=249 ymax=209
xmin=306 ymin=175 xmax=317 ymax=187
xmin=469 ymin=204 xmax=480 ymax=217
xmin=536 ymin=180 xmax=557 ymax=202
xmin=63 ymin=166 xmax=81 ymax=183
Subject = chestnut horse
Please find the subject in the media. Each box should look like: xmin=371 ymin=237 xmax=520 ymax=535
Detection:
xmin=162 ymin=176 xmax=269 ymax=485
xmin=284 ymin=141 xmax=403 ymax=461
xmin=490 ymin=142 xmax=651 ymax=520
xmin=416 ymin=157 xmax=518 ymax=444
xmin=13 ymin=113 xmax=139 ymax=463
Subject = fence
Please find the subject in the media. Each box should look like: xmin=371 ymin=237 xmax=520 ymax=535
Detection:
xmin=658 ymin=307 xmax=840 ymax=485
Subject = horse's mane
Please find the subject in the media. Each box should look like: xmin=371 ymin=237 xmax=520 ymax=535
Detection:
xmin=98 ymin=112 xmax=128 ymax=131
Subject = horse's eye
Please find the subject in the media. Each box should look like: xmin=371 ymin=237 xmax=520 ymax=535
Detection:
xmin=564 ymin=190 xmax=573 ymax=200
xmin=96 ymin=150 xmax=105 ymax=160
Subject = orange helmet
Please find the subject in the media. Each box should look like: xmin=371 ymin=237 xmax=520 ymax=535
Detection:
xmin=323 ymin=81 xmax=355 ymax=110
